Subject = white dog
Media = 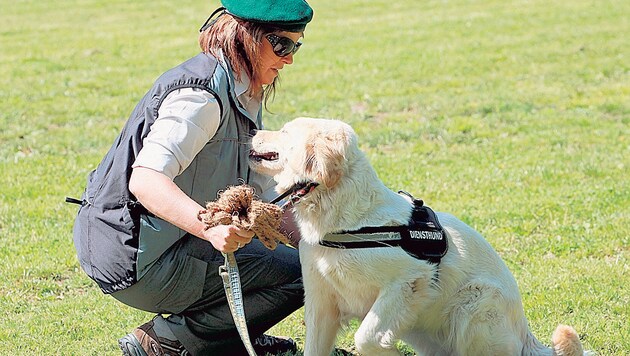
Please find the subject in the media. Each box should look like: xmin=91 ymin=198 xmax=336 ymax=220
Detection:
xmin=249 ymin=117 xmax=587 ymax=356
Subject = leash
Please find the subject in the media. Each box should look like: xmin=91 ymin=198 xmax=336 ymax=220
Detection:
xmin=219 ymin=181 xmax=318 ymax=355
xmin=219 ymin=252 xmax=257 ymax=356
xmin=270 ymin=181 xmax=319 ymax=208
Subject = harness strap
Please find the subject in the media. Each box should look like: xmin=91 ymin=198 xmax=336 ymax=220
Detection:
xmin=321 ymin=231 xmax=404 ymax=248
xmin=320 ymin=232 xmax=443 ymax=264
xmin=320 ymin=195 xmax=448 ymax=264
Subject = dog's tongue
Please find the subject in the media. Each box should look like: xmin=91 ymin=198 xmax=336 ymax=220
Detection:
xmin=249 ymin=150 xmax=278 ymax=161
xmin=259 ymin=152 xmax=278 ymax=160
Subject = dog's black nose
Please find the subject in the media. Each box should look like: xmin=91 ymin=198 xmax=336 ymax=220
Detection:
xmin=249 ymin=129 xmax=258 ymax=136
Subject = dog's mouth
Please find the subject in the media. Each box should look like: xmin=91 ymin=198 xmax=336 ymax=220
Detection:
xmin=249 ymin=149 xmax=279 ymax=162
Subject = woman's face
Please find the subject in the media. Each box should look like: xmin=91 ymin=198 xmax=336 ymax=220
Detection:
xmin=259 ymin=31 xmax=303 ymax=86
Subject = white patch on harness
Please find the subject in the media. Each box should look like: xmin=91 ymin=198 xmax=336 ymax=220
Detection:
xmin=325 ymin=231 xmax=401 ymax=243
xmin=410 ymin=230 xmax=443 ymax=240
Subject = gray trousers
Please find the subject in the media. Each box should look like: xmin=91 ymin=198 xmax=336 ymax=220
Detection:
xmin=111 ymin=234 xmax=304 ymax=355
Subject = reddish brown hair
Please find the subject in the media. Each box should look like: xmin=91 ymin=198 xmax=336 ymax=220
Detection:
xmin=199 ymin=14 xmax=280 ymax=105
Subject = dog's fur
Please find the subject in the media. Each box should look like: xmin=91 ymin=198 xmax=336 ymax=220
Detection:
xmin=249 ymin=117 xmax=586 ymax=356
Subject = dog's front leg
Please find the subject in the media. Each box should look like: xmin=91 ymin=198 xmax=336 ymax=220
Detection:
xmin=303 ymin=270 xmax=341 ymax=356
xmin=354 ymin=284 xmax=422 ymax=356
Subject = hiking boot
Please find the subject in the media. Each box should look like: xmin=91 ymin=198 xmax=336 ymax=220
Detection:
xmin=252 ymin=334 xmax=297 ymax=355
xmin=118 ymin=316 xmax=189 ymax=356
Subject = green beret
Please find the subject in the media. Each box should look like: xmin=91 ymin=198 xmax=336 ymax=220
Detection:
xmin=221 ymin=0 xmax=313 ymax=32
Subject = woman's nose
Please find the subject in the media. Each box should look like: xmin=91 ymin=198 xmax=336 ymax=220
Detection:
xmin=282 ymin=53 xmax=294 ymax=65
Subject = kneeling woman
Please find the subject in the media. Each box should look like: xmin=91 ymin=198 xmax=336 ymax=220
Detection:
xmin=70 ymin=0 xmax=313 ymax=354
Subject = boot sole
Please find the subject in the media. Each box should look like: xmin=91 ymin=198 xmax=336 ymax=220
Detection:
xmin=118 ymin=333 xmax=149 ymax=356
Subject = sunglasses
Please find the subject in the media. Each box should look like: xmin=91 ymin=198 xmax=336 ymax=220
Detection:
xmin=266 ymin=34 xmax=303 ymax=57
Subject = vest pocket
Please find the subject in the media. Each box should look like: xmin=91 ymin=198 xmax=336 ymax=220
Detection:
xmin=120 ymin=205 xmax=134 ymax=230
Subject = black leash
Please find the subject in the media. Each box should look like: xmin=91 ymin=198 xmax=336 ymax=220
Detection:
xmin=270 ymin=181 xmax=319 ymax=207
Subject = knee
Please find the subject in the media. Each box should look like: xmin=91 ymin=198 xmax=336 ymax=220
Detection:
xmin=282 ymin=277 xmax=304 ymax=300
xmin=267 ymin=276 xmax=303 ymax=312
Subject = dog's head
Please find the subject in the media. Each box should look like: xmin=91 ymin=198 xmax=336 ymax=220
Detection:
xmin=249 ymin=117 xmax=356 ymax=193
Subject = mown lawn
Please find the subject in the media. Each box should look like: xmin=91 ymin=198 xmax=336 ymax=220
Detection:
xmin=1 ymin=0 xmax=628 ymax=354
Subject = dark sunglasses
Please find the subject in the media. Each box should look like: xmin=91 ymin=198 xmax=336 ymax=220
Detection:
xmin=266 ymin=34 xmax=302 ymax=57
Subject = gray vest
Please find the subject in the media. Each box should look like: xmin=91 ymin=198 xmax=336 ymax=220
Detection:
xmin=72 ymin=53 xmax=270 ymax=293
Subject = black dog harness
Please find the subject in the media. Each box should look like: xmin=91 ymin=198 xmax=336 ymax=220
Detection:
xmin=320 ymin=192 xmax=448 ymax=263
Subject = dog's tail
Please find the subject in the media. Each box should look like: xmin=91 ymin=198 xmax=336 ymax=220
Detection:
xmin=523 ymin=324 xmax=589 ymax=356
xmin=551 ymin=324 xmax=586 ymax=355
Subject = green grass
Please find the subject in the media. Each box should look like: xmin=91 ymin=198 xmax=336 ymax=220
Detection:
xmin=1 ymin=0 xmax=628 ymax=354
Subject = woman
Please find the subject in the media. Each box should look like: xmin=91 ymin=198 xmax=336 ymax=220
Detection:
xmin=70 ymin=0 xmax=313 ymax=355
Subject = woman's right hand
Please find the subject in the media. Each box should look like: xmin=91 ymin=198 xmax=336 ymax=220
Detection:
xmin=129 ymin=167 xmax=256 ymax=253
xmin=201 ymin=224 xmax=255 ymax=253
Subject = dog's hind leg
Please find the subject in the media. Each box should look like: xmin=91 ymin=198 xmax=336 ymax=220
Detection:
xmin=448 ymin=282 xmax=526 ymax=355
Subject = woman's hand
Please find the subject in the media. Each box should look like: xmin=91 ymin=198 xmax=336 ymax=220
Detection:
xmin=130 ymin=167 xmax=256 ymax=253
xmin=201 ymin=224 xmax=255 ymax=253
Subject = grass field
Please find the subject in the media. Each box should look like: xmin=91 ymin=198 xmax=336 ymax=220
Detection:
xmin=1 ymin=0 xmax=628 ymax=354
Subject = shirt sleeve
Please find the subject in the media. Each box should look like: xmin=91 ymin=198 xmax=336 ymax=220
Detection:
xmin=132 ymin=87 xmax=221 ymax=179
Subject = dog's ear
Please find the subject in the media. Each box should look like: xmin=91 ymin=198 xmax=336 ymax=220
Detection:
xmin=305 ymin=130 xmax=351 ymax=188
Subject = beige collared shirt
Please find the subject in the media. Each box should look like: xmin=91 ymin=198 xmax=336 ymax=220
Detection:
xmin=133 ymin=64 xmax=261 ymax=180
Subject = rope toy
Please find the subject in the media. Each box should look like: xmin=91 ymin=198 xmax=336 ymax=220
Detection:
xmin=197 ymin=184 xmax=290 ymax=250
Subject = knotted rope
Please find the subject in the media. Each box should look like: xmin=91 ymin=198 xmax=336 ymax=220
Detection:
xmin=197 ymin=184 xmax=290 ymax=250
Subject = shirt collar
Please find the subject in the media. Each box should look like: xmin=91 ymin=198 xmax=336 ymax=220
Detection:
xmin=234 ymin=71 xmax=250 ymax=98
xmin=215 ymin=50 xmax=262 ymax=120
xmin=216 ymin=50 xmax=255 ymax=98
